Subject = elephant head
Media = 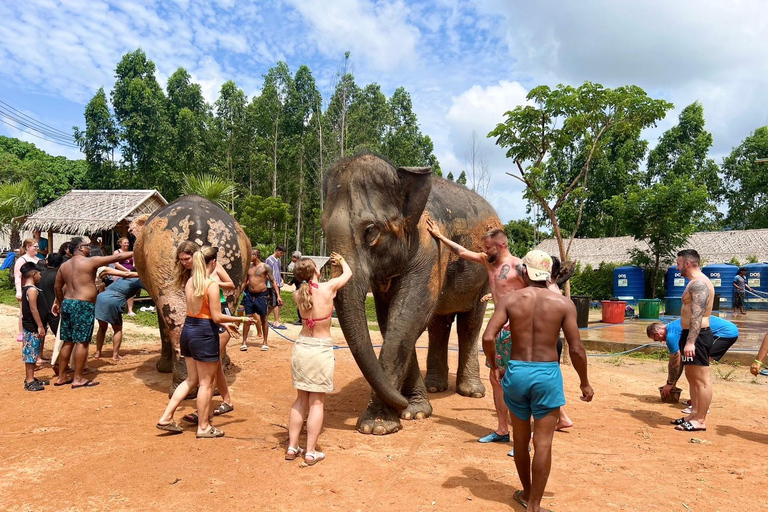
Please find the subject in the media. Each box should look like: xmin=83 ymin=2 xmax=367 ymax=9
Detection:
xmin=322 ymin=153 xmax=432 ymax=411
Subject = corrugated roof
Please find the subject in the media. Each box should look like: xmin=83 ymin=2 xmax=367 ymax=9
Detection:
xmin=534 ymin=229 xmax=768 ymax=267
xmin=22 ymin=189 xmax=168 ymax=235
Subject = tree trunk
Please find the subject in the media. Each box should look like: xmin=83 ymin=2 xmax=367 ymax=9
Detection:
xmin=317 ymin=103 xmax=325 ymax=256
xmin=295 ymin=158 xmax=303 ymax=251
xmin=272 ymin=119 xmax=279 ymax=198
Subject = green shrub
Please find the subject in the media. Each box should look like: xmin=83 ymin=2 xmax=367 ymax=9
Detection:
xmin=570 ymin=262 xmax=622 ymax=300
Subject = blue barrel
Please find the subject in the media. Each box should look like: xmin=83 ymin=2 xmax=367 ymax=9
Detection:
xmin=613 ymin=266 xmax=645 ymax=306
xmin=701 ymin=264 xmax=739 ymax=310
xmin=744 ymin=263 xmax=768 ymax=310
xmin=665 ymin=265 xmax=689 ymax=297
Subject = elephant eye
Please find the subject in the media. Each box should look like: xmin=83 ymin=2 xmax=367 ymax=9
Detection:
xmin=364 ymin=224 xmax=381 ymax=246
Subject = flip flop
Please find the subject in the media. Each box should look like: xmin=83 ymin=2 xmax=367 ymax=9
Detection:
xmin=72 ymin=380 xmax=100 ymax=389
xmin=53 ymin=378 xmax=74 ymax=386
xmin=675 ymin=421 xmax=706 ymax=432
xmin=261 ymin=345 xmax=269 ymax=351
xmin=514 ymin=490 xmax=528 ymax=509
xmin=670 ymin=417 xmax=687 ymax=425
xmin=155 ymin=420 xmax=183 ymax=434
xmin=240 ymin=345 xmax=247 ymax=351
xmin=182 ymin=412 xmax=199 ymax=424
xmin=274 ymin=324 xmax=287 ymax=330
xmin=213 ymin=403 xmax=234 ymax=416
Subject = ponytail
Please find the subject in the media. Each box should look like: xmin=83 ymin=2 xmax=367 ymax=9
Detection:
xmin=191 ymin=251 xmax=207 ymax=297
xmin=293 ymin=257 xmax=317 ymax=311
xmin=296 ymin=281 xmax=313 ymax=311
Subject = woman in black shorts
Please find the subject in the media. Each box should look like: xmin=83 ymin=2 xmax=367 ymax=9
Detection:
xmin=156 ymin=246 xmax=254 ymax=438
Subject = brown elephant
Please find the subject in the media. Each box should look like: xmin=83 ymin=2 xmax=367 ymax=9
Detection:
xmin=323 ymin=152 xmax=502 ymax=434
xmin=131 ymin=195 xmax=251 ymax=394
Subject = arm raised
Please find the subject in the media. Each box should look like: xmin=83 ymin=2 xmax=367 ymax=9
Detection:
xmin=426 ymin=218 xmax=487 ymax=263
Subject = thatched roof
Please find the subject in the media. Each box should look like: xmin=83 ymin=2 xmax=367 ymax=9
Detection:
xmin=22 ymin=190 xmax=167 ymax=235
xmin=534 ymin=229 xmax=768 ymax=267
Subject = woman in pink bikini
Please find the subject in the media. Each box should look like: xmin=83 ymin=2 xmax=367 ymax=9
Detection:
xmin=285 ymin=252 xmax=351 ymax=465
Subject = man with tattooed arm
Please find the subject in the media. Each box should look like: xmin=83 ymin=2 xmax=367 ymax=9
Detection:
xmin=670 ymin=249 xmax=715 ymax=432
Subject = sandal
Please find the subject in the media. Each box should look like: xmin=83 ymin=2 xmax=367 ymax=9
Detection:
xmin=155 ymin=420 xmax=183 ymax=434
xmin=213 ymin=403 xmax=234 ymax=416
xmin=182 ymin=412 xmax=199 ymax=424
xmin=305 ymin=451 xmax=325 ymax=466
xmin=196 ymin=426 xmax=225 ymax=438
xmin=240 ymin=344 xmax=248 ymax=351
xmin=285 ymin=446 xmax=305 ymax=461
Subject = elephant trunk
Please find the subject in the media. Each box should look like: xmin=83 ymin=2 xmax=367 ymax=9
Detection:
xmin=335 ymin=270 xmax=409 ymax=411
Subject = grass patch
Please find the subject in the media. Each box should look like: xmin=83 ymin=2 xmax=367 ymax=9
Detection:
xmin=712 ymin=361 xmax=740 ymax=381
xmin=627 ymin=349 xmax=670 ymax=361
xmin=605 ymin=356 xmax=625 ymax=366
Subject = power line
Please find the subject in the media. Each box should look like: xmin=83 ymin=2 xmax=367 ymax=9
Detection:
xmin=0 ymin=115 xmax=80 ymax=149
xmin=0 ymin=107 xmax=76 ymax=144
xmin=0 ymin=99 xmax=73 ymax=138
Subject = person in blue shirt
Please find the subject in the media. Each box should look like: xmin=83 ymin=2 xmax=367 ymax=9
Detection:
xmin=646 ymin=316 xmax=739 ymax=398
xmin=732 ymin=268 xmax=754 ymax=315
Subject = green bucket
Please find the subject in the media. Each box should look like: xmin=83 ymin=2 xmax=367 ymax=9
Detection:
xmin=638 ymin=299 xmax=661 ymax=320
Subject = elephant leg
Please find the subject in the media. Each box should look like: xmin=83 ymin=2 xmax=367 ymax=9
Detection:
xmin=357 ymin=393 xmax=403 ymax=435
xmin=156 ymin=312 xmax=173 ymax=374
xmin=455 ymin=304 xmax=486 ymax=398
xmin=424 ymin=313 xmax=453 ymax=393
xmin=373 ymin=294 xmax=390 ymax=338
xmin=400 ymin=355 xmax=433 ymax=421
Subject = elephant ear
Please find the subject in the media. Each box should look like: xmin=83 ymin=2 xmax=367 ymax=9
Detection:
xmin=397 ymin=166 xmax=432 ymax=237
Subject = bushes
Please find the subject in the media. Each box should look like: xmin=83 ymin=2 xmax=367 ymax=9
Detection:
xmin=569 ymin=262 xmax=622 ymax=300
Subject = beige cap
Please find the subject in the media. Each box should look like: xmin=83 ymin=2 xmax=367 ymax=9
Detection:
xmin=96 ymin=266 xmax=109 ymax=278
xmin=522 ymin=250 xmax=552 ymax=282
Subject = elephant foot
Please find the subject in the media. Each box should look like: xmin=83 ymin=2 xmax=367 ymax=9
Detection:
xmin=356 ymin=402 xmax=403 ymax=435
xmin=168 ymin=381 xmax=198 ymax=399
xmin=456 ymin=377 xmax=486 ymax=398
xmin=156 ymin=356 xmax=173 ymax=374
xmin=400 ymin=399 xmax=433 ymax=421
xmin=424 ymin=374 xmax=448 ymax=394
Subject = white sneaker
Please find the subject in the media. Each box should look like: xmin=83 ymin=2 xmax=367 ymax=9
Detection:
xmin=681 ymin=406 xmax=710 ymax=415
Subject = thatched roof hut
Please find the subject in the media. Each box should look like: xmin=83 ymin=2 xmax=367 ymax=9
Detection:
xmin=21 ymin=189 xmax=167 ymax=235
xmin=533 ymin=229 xmax=768 ymax=267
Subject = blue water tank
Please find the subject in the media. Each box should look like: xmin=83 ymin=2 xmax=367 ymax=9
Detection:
xmin=701 ymin=263 xmax=739 ymax=309
xmin=613 ymin=266 xmax=645 ymax=305
xmin=665 ymin=265 xmax=689 ymax=297
xmin=744 ymin=263 xmax=768 ymax=310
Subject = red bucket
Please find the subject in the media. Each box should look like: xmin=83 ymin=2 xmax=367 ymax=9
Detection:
xmin=601 ymin=300 xmax=627 ymax=324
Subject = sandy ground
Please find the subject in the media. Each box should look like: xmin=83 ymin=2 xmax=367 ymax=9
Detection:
xmin=1 ymin=304 xmax=768 ymax=512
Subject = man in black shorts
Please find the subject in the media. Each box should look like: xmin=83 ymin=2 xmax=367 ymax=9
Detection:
xmin=671 ymin=249 xmax=715 ymax=432
xmin=241 ymin=249 xmax=280 ymax=351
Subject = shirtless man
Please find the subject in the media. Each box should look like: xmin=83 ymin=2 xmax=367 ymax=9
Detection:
xmin=240 ymin=249 xmax=281 ymax=351
xmin=670 ymin=249 xmax=715 ymax=432
xmin=482 ymin=250 xmax=593 ymax=512
xmin=52 ymin=238 xmax=133 ymax=387
xmin=427 ymin=220 xmax=525 ymax=449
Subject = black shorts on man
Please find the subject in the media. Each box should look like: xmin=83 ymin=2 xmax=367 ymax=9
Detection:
xmin=679 ymin=327 xmax=714 ymax=366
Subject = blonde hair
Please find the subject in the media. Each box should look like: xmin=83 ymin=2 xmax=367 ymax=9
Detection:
xmin=20 ymin=238 xmax=35 ymax=255
xmin=174 ymin=241 xmax=200 ymax=289
xmin=293 ymin=257 xmax=317 ymax=311
xmin=191 ymin=246 xmax=218 ymax=297
xmin=118 ymin=237 xmax=130 ymax=246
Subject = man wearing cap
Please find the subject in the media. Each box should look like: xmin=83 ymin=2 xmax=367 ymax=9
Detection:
xmin=52 ymin=238 xmax=134 ymax=388
xmin=426 ymin=220 xmax=525 ymax=451
xmin=732 ymin=267 xmax=753 ymax=315
xmin=483 ymin=250 xmax=593 ymax=512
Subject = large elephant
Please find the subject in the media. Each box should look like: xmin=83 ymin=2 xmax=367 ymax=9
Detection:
xmin=131 ymin=195 xmax=251 ymax=394
xmin=323 ymin=152 xmax=502 ymax=435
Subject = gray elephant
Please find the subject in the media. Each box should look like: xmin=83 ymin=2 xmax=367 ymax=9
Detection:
xmin=323 ymin=152 xmax=503 ymax=434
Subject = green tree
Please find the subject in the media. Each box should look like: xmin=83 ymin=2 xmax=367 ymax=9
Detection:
xmin=611 ymin=177 xmax=712 ymax=298
xmin=346 ymin=83 xmax=388 ymax=154
xmin=646 ymin=102 xmax=723 ymax=205
xmin=722 ymin=126 xmax=768 ymax=228
xmin=446 ymin=171 xmax=454 ymax=182
xmin=504 ymin=218 xmax=537 ymax=257
xmin=237 ymin=195 xmax=293 ymax=248
xmin=489 ymin=82 xmax=672 ymax=281
xmin=382 ymin=87 xmax=441 ymax=175
xmin=0 ymin=180 xmax=37 ymax=249
xmin=456 ymin=170 xmax=467 ymax=186
xmin=181 ymin=173 xmax=236 ymax=212
xmin=214 ymin=80 xmax=248 ymax=207
xmin=73 ymin=87 xmax=119 ymax=189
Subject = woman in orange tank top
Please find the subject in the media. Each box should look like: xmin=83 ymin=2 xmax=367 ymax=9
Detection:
xmin=157 ymin=246 xmax=254 ymax=438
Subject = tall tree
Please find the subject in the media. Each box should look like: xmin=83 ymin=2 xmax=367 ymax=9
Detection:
xmin=73 ymin=87 xmax=119 ymax=189
xmin=465 ymin=130 xmax=491 ymax=197
xmin=503 ymin=218 xmax=538 ymax=257
xmin=382 ymin=87 xmax=441 ymax=175
xmin=0 ymin=180 xmax=37 ymax=249
xmin=646 ymin=102 xmax=723 ymax=204
xmin=722 ymin=126 xmax=768 ymax=229
xmin=214 ymin=80 xmax=247 ymax=208
xmin=346 ymin=83 xmax=388 ymax=153
xmin=254 ymin=62 xmax=293 ymax=197
xmin=326 ymin=52 xmax=357 ymax=159
xmin=489 ymin=82 xmax=672 ymax=285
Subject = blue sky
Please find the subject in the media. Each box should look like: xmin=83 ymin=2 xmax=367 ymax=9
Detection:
xmin=1 ymin=0 xmax=767 ymax=223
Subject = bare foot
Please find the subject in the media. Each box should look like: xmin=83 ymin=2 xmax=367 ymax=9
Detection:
xmin=112 ymin=355 xmax=123 ymax=361
xmin=93 ymin=352 xmax=101 ymax=359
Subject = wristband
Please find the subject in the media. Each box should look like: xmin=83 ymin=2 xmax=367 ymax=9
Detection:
xmin=755 ymin=360 xmax=765 ymax=368
xmin=666 ymin=380 xmax=674 ymax=386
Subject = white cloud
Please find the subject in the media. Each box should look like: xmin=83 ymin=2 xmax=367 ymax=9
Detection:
xmin=285 ymin=0 xmax=421 ymax=70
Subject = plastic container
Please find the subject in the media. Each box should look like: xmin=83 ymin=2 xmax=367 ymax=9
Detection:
xmin=712 ymin=293 xmax=721 ymax=311
xmin=638 ymin=299 xmax=661 ymax=320
xmin=659 ymin=386 xmax=683 ymax=404
xmin=571 ymin=295 xmax=591 ymax=328
xmin=665 ymin=297 xmax=683 ymax=316
xmin=701 ymin=263 xmax=738 ymax=310
xmin=613 ymin=266 xmax=645 ymax=306
xmin=665 ymin=265 xmax=689 ymax=297
xmin=601 ymin=300 xmax=627 ymax=324
xmin=744 ymin=263 xmax=768 ymax=310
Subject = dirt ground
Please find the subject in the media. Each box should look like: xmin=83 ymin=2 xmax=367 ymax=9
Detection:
xmin=1 ymin=304 xmax=768 ymax=512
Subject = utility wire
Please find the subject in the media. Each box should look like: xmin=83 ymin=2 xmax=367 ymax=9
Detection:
xmin=0 ymin=99 xmax=72 ymax=138
xmin=0 ymin=107 xmax=76 ymax=144
xmin=0 ymin=115 xmax=80 ymax=149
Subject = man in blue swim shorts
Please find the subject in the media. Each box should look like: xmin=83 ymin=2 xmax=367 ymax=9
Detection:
xmin=53 ymin=238 xmax=134 ymax=388
xmin=483 ymin=250 xmax=593 ymax=512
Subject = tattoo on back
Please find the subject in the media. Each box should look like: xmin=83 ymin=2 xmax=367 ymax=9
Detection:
xmin=498 ymin=264 xmax=510 ymax=280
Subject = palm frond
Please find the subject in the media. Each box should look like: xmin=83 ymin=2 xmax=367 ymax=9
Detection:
xmin=181 ymin=173 xmax=237 ymax=210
